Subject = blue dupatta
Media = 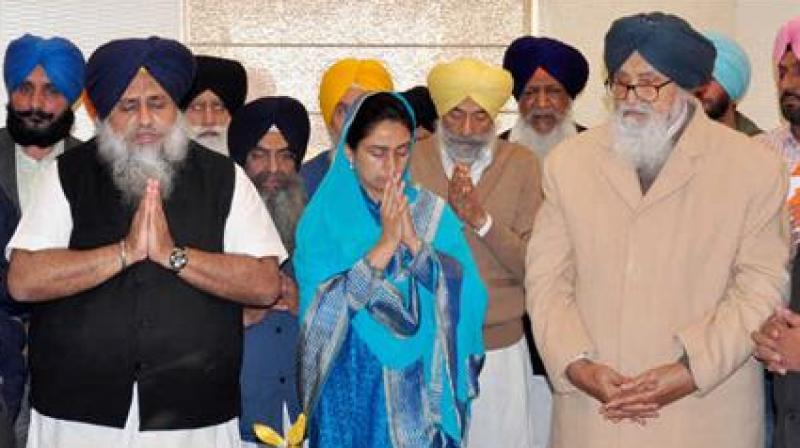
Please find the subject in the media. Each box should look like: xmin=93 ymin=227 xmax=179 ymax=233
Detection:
xmin=294 ymin=92 xmax=487 ymax=446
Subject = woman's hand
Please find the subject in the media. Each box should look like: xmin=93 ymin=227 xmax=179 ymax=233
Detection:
xmin=367 ymin=174 xmax=406 ymax=271
xmin=399 ymin=185 xmax=421 ymax=256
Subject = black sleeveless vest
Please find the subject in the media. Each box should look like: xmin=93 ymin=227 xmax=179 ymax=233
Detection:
xmin=28 ymin=141 xmax=241 ymax=429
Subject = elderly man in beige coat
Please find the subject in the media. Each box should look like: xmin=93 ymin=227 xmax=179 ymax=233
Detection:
xmin=526 ymin=12 xmax=789 ymax=448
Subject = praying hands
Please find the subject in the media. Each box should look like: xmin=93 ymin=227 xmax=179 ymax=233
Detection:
xmin=366 ymin=173 xmax=421 ymax=272
xmin=123 ymin=178 xmax=176 ymax=269
xmin=447 ymin=164 xmax=488 ymax=231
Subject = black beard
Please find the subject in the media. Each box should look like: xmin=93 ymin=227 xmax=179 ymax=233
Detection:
xmin=703 ymin=94 xmax=730 ymax=121
xmin=6 ymin=104 xmax=74 ymax=147
xmin=255 ymin=171 xmax=307 ymax=252
xmin=781 ymin=92 xmax=800 ymax=126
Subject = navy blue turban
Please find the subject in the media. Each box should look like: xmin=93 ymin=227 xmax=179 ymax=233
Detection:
xmin=3 ymin=34 xmax=85 ymax=104
xmin=503 ymin=36 xmax=589 ymax=100
xmin=86 ymin=36 xmax=195 ymax=119
xmin=227 ymin=96 xmax=310 ymax=168
xmin=604 ymin=12 xmax=715 ymax=90
xmin=401 ymin=86 xmax=438 ymax=133
xmin=180 ymin=55 xmax=247 ymax=114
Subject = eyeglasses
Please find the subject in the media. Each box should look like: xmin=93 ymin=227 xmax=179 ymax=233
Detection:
xmin=606 ymin=79 xmax=673 ymax=102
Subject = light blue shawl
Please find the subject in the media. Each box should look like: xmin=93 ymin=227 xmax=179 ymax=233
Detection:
xmin=294 ymin=92 xmax=487 ymax=444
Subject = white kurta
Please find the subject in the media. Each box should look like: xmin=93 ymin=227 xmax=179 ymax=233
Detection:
xmin=8 ymin=162 xmax=287 ymax=448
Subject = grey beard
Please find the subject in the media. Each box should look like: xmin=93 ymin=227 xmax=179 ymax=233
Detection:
xmin=438 ymin=121 xmax=495 ymax=165
xmin=258 ymin=172 xmax=307 ymax=252
xmin=96 ymin=117 xmax=190 ymax=206
xmin=508 ymin=112 xmax=577 ymax=160
xmin=611 ymin=95 xmax=688 ymax=181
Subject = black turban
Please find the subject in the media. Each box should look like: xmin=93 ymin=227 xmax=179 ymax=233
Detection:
xmin=86 ymin=37 xmax=195 ymax=120
xmin=502 ymin=36 xmax=589 ymax=100
xmin=401 ymin=86 xmax=438 ymax=133
xmin=228 ymin=96 xmax=310 ymax=168
xmin=180 ymin=55 xmax=247 ymax=114
xmin=604 ymin=12 xmax=715 ymax=90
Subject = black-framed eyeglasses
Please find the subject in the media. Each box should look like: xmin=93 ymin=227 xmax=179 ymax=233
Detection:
xmin=606 ymin=79 xmax=673 ymax=102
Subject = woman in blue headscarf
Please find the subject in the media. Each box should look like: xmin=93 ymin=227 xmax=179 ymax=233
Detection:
xmin=294 ymin=91 xmax=487 ymax=447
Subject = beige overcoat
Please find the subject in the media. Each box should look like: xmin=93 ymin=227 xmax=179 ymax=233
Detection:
xmin=526 ymin=108 xmax=789 ymax=448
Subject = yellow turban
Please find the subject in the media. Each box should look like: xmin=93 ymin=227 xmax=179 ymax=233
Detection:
xmin=427 ymin=57 xmax=512 ymax=120
xmin=318 ymin=58 xmax=394 ymax=126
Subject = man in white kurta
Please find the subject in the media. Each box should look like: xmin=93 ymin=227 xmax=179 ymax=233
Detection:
xmin=7 ymin=37 xmax=286 ymax=448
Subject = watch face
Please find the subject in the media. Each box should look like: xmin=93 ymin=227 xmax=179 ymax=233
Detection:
xmin=169 ymin=247 xmax=188 ymax=271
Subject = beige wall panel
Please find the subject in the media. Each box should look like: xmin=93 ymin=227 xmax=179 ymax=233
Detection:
xmin=187 ymin=0 xmax=528 ymax=45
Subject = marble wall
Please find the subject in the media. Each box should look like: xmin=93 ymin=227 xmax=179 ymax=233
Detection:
xmin=185 ymin=0 xmax=534 ymax=155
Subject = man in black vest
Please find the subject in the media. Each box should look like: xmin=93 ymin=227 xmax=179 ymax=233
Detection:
xmin=5 ymin=37 xmax=286 ymax=447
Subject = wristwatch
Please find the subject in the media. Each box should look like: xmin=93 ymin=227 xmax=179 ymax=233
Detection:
xmin=168 ymin=246 xmax=188 ymax=272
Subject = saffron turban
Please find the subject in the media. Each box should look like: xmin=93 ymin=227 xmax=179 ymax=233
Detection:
xmin=774 ymin=17 xmax=800 ymax=68
xmin=228 ymin=96 xmax=311 ymax=168
xmin=604 ymin=12 xmax=715 ymax=90
xmin=318 ymin=58 xmax=393 ymax=127
xmin=86 ymin=36 xmax=195 ymax=120
xmin=705 ymin=32 xmax=751 ymax=102
xmin=427 ymin=58 xmax=512 ymax=120
xmin=180 ymin=55 xmax=247 ymax=114
xmin=3 ymin=34 xmax=85 ymax=104
xmin=502 ymin=36 xmax=589 ymax=100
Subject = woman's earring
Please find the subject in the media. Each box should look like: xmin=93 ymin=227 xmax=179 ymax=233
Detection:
xmin=348 ymin=159 xmax=354 ymax=169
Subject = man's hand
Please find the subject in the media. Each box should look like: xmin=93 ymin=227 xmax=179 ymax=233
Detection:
xmin=124 ymin=192 xmax=149 ymax=265
xmin=447 ymin=164 xmax=487 ymax=230
xmin=602 ymin=362 xmax=696 ymax=422
xmin=273 ymin=273 xmax=299 ymax=316
xmin=566 ymin=359 xmax=631 ymax=404
xmin=146 ymin=179 xmax=175 ymax=267
xmin=753 ymin=308 xmax=800 ymax=374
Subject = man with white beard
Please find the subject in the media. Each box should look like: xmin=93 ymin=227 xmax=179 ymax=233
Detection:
xmin=180 ymin=55 xmax=247 ymax=155
xmin=5 ymin=37 xmax=286 ymax=448
xmin=500 ymin=36 xmax=589 ymax=160
xmin=226 ymin=96 xmax=310 ymax=445
xmin=527 ymin=12 xmax=788 ymax=448
xmin=410 ymin=57 xmax=543 ymax=448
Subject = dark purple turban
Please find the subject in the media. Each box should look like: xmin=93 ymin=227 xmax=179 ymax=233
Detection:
xmin=179 ymin=55 xmax=247 ymax=114
xmin=228 ymin=96 xmax=310 ymax=168
xmin=86 ymin=36 xmax=195 ymax=119
xmin=503 ymin=36 xmax=589 ymax=100
xmin=604 ymin=12 xmax=715 ymax=90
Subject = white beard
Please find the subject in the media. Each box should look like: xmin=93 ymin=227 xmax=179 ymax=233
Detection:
xmin=437 ymin=121 xmax=495 ymax=165
xmin=508 ymin=114 xmax=577 ymax=160
xmin=97 ymin=115 xmax=190 ymax=205
xmin=188 ymin=124 xmax=229 ymax=155
xmin=611 ymin=94 xmax=689 ymax=180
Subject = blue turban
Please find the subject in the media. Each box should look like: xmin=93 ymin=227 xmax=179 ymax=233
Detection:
xmin=503 ymin=36 xmax=589 ymax=100
xmin=604 ymin=12 xmax=715 ymax=90
xmin=705 ymin=32 xmax=751 ymax=102
xmin=227 ymin=96 xmax=310 ymax=168
xmin=86 ymin=36 xmax=195 ymax=119
xmin=3 ymin=34 xmax=85 ymax=104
